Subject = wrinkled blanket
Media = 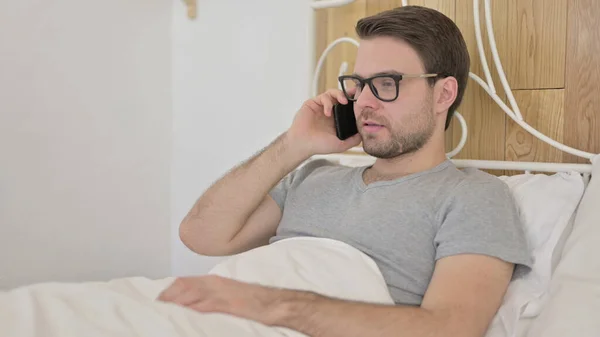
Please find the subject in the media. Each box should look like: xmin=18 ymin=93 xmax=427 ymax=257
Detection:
xmin=0 ymin=237 xmax=394 ymax=337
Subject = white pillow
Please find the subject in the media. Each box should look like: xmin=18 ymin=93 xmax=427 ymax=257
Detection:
xmin=526 ymin=155 xmax=600 ymax=337
xmin=503 ymin=171 xmax=585 ymax=313
xmin=315 ymin=155 xmax=588 ymax=336
xmin=485 ymin=170 xmax=585 ymax=337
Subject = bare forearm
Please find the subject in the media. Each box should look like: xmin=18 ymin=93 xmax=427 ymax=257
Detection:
xmin=180 ymin=133 xmax=310 ymax=250
xmin=272 ymin=291 xmax=463 ymax=337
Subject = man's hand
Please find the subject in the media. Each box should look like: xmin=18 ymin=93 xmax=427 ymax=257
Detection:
xmin=286 ymin=89 xmax=362 ymax=157
xmin=157 ymin=275 xmax=294 ymax=326
xmin=178 ymin=89 xmax=361 ymax=257
xmin=157 ymin=254 xmax=513 ymax=337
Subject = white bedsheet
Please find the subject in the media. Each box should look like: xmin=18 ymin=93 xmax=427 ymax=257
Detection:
xmin=0 ymin=237 xmax=394 ymax=337
xmin=2 ymin=234 xmax=596 ymax=337
xmin=524 ymin=155 xmax=600 ymax=337
xmin=506 ymin=277 xmax=600 ymax=337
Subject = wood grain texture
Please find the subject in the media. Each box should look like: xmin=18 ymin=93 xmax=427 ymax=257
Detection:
xmin=455 ymin=0 xmax=509 ymax=91
xmin=183 ymin=0 xmax=197 ymax=19
xmin=406 ymin=0 xmax=455 ymax=19
xmin=454 ymin=0 xmax=509 ymax=174
xmin=314 ymin=8 xmax=329 ymax=95
xmin=506 ymin=0 xmax=567 ymax=90
xmin=366 ymin=0 xmax=405 ymax=14
xmin=367 ymin=0 xmax=455 ymax=20
xmin=506 ymin=89 xmax=565 ymax=175
xmin=313 ymin=0 xmax=598 ymax=170
xmin=321 ymin=0 xmax=366 ymax=92
xmin=563 ymin=0 xmax=600 ymax=163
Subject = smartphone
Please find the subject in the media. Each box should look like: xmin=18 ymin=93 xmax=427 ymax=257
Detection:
xmin=333 ymin=103 xmax=358 ymax=140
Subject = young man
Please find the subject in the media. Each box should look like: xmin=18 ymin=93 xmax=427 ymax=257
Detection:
xmin=159 ymin=6 xmax=531 ymax=337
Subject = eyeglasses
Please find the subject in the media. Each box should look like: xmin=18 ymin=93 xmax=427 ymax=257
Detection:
xmin=338 ymin=73 xmax=438 ymax=102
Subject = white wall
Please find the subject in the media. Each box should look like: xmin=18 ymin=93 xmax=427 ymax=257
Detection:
xmin=0 ymin=0 xmax=172 ymax=288
xmin=0 ymin=0 xmax=313 ymax=286
xmin=171 ymin=0 xmax=313 ymax=276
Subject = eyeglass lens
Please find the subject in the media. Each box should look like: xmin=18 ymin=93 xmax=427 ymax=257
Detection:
xmin=341 ymin=76 xmax=397 ymax=101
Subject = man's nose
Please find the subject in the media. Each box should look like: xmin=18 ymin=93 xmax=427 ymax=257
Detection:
xmin=355 ymin=85 xmax=379 ymax=110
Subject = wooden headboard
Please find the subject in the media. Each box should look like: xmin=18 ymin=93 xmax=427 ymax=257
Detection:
xmin=313 ymin=0 xmax=599 ymax=175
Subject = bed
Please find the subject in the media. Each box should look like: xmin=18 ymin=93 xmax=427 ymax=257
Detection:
xmin=0 ymin=158 xmax=598 ymax=337
xmin=1 ymin=0 xmax=598 ymax=336
xmin=0 ymin=119 xmax=598 ymax=334
xmin=306 ymin=0 xmax=600 ymax=334
xmin=311 ymin=153 xmax=599 ymax=337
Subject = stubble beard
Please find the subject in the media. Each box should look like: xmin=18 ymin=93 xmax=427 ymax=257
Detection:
xmin=361 ymin=97 xmax=436 ymax=159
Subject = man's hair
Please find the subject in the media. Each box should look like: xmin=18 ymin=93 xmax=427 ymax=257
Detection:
xmin=355 ymin=6 xmax=470 ymax=130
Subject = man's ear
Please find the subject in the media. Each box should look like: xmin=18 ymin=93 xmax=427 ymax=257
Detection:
xmin=434 ymin=77 xmax=458 ymax=115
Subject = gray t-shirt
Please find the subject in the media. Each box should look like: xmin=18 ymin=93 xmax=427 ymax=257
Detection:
xmin=269 ymin=158 xmax=532 ymax=305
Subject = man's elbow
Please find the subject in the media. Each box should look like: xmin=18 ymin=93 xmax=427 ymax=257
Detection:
xmin=428 ymin=308 xmax=490 ymax=337
xmin=178 ymin=220 xmax=228 ymax=256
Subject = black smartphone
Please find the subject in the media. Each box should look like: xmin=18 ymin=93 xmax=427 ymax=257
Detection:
xmin=333 ymin=103 xmax=358 ymax=140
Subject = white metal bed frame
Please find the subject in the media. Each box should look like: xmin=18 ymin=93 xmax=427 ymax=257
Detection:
xmin=308 ymin=0 xmax=597 ymax=175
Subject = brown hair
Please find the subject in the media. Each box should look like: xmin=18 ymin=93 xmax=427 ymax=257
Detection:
xmin=355 ymin=5 xmax=470 ymax=130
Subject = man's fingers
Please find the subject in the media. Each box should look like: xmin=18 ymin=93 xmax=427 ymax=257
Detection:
xmin=325 ymin=88 xmax=349 ymax=107
xmin=323 ymin=99 xmax=333 ymax=117
xmin=171 ymin=287 xmax=206 ymax=306
xmin=345 ymin=86 xmax=357 ymax=100
xmin=335 ymin=90 xmax=349 ymax=105
xmin=304 ymin=100 xmax=322 ymax=114
xmin=307 ymin=89 xmax=353 ymax=118
xmin=190 ymin=299 xmax=215 ymax=313
xmin=190 ymin=298 xmax=228 ymax=314
xmin=313 ymin=93 xmax=332 ymax=117
xmin=314 ymin=89 xmax=348 ymax=117
xmin=157 ymin=278 xmax=186 ymax=301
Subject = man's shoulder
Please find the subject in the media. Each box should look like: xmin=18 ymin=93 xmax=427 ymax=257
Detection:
xmin=424 ymin=163 xmax=508 ymax=198
xmin=270 ymin=158 xmax=355 ymax=210
xmin=287 ymin=158 xmax=355 ymax=186
xmin=460 ymin=167 xmax=506 ymax=187
xmin=297 ymin=158 xmax=353 ymax=176
xmin=299 ymin=158 xmax=341 ymax=172
xmin=457 ymin=167 xmax=507 ymax=187
xmin=448 ymin=167 xmax=513 ymax=204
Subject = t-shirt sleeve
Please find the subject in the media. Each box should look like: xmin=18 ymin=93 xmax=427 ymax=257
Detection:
xmin=268 ymin=158 xmax=334 ymax=211
xmin=269 ymin=170 xmax=294 ymax=211
xmin=434 ymin=177 xmax=533 ymax=270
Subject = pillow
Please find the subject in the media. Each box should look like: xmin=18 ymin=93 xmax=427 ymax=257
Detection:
xmin=313 ymin=155 xmax=587 ymax=336
xmin=485 ymin=170 xmax=585 ymax=337
xmin=526 ymin=155 xmax=600 ymax=337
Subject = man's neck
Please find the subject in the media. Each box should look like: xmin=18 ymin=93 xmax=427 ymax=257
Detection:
xmin=363 ymin=143 xmax=447 ymax=184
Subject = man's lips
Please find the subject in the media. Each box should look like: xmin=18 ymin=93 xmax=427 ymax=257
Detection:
xmin=362 ymin=120 xmax=385 ymax=133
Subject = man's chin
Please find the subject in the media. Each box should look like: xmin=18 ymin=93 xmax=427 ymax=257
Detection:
xmin=362 ymin=142 xmax=401 ymax=159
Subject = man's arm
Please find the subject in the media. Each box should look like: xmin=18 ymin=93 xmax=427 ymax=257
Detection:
xmin=159 ymin=254 xmax=513 ymax=337
xmin=179 ymin=89 xmax=361 ymax=256
xmin=179 ymin=133 xmax=309 ymax=256
xmin=272 ymin=254 xmax=514 ymax=337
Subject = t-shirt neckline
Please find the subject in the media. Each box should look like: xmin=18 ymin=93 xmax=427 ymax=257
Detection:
xmin=353 ymin=159 xmax=453 ymax=191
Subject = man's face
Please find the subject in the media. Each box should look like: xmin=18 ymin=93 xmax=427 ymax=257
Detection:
xmin=352 ymin=36 xmax=437 ymax=159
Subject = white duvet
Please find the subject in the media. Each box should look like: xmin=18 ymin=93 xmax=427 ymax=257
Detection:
xmin=0 ymin=237 xmax=395 ymax=337
xmin=1 ymin=235 xmax=577 ymax=337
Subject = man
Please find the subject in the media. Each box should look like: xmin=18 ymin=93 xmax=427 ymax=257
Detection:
xmin=159 ymin=5 xmax=531 ymax=337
